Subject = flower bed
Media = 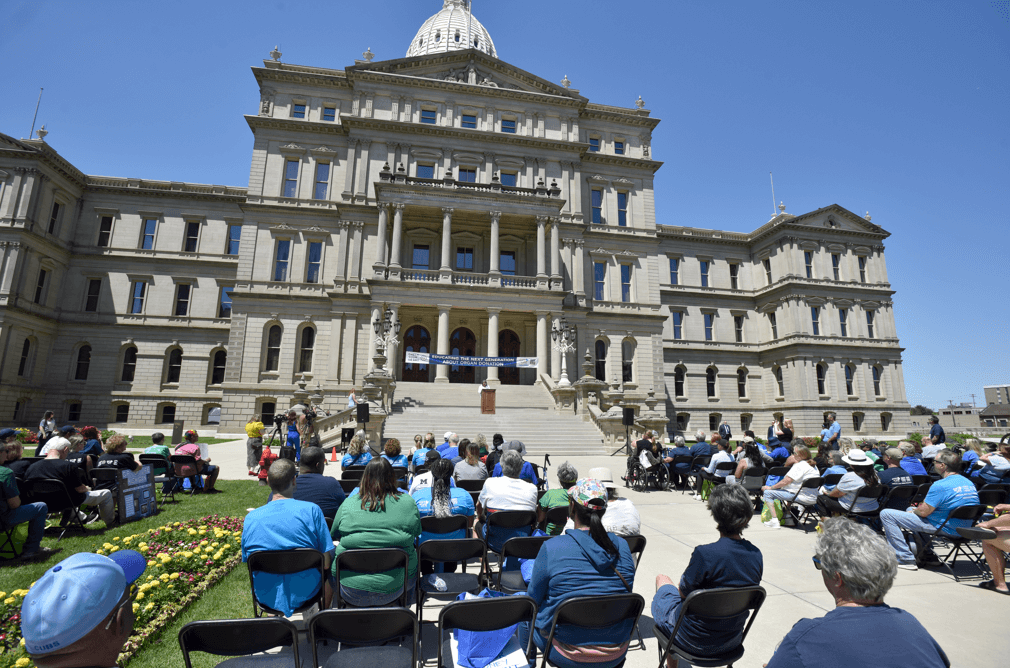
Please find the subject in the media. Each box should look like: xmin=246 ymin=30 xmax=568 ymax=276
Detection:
xmin=0 ymin=515 xmax=244 ymax=668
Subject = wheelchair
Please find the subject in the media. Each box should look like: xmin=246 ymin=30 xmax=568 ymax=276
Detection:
xmin=625 ymin=455 xmax=670 ymax=492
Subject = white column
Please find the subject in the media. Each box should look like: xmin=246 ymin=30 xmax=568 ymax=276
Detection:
xmin=367 ymin=302 xmax=382 ymax=372
xmin=487 ymin=307 xmax=501 ymax=385
xmin=574 ymin=240 xmax=585 ymax=297
xmin=439 ymin=207 xmax=453 ymax=281
xmin=536 ymin=310 xmax=549 ymax=383
xmin=388 ymin=302 xmax=400 ymax=380
xmin=388 ymin=204 xmax=404 ymax=278
xmin=489 ymin=211 xmax=501 ymax=286
xmin=373 ymin=203 xmax=389 ymax=276
xmin=536 ymin=215 xmax=547 ymax=289
xmin=551 ymin=314 xmax=561 ymax=382
xmin=435 ymin=304 xmax=451 ymax=383
xmin=549 ymin=218 xmax=561 ymax=288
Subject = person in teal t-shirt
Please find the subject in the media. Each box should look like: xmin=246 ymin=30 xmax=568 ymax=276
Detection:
xmin=537 ymin=461 xmax=578 ymax=535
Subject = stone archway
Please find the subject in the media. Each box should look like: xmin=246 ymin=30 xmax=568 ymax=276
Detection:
xmin=449 ymin=327 xmax=476 ymax=383
xmin=498 ymin=329 xmax=520 ymax=385
xmin=401 ymin=325 xmax=432 ymax=382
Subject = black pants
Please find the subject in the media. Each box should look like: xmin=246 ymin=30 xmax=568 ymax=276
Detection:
xmin=815 ymin=494 xmax=846 ymax=517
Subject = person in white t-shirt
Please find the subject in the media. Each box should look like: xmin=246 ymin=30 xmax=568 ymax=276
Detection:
xmin=761 ymin=444 xmax=818 ymax=529
xmin=694 ymin=437 xmax=734 ymax=500
xmin=476 ymin=450 xmax=538 ymax=550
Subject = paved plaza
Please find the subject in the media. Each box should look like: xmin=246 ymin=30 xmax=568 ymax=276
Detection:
xmin=203 ymin=438 xmax=998 ymax=668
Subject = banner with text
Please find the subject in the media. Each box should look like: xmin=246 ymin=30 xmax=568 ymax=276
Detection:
xmin=404 ymin=351 xmax=538 ymax=368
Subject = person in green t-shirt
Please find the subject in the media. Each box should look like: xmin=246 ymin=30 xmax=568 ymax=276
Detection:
xmin=537 ymin=461 xmax=579 ymax=535
xmin=143 ymin=432 xmax=174 ymax=492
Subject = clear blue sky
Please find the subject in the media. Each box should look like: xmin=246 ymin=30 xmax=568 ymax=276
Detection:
xmin=3 ymin=1 xmax=1008 ymax=411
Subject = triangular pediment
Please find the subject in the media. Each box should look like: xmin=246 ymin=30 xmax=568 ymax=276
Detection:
xmin=789 ymin=204 xmax=889 ymax=236
xmin=0 ymin=132 xmax=38 ymax=153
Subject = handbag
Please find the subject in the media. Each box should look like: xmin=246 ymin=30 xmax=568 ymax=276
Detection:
xmin=700 ymin=478 xmax=715 ymax=501
xmin=454 ymin=589 xmax=519 ymax=668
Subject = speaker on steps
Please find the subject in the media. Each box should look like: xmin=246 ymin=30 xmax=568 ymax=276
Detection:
xmin=357 ymin=402 xmax=370 ymax=424
xmin=623 ymin=407 xmax=635 ymax=426
xmin=341 ymin=428 xmax=355 ymax=444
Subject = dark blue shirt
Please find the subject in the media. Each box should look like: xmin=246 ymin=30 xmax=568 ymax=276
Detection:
xmin=667 ymin=446 xmax=693 ymax=471
xmin=293 ymin=473 xmax=345 ymax=519
xmin=878 ymin=467 xmax=915 ymax=510
xmin=770 ymin=446 xmax=790 ymax=460
xmin=929 ymin=424 xmax=946 ymax=444
xmin=81 ymin=439 xmax=103 ymax=458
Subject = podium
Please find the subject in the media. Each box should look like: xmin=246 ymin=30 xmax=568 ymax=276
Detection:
xmin=481 ymin=389 xmax=496 ymax=414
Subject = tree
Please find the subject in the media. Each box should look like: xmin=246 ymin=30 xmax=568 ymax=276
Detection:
xmin=910 ymin=405 xmax=936 ymax=416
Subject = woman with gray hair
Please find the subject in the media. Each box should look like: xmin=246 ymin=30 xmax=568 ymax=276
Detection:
xmin=765 ymin=518 xmax=949 ymax=667
xmin=537 ymin=461 xmax=579 ymax=535
xmin=476 ymin=450 xmax=538 ymax=551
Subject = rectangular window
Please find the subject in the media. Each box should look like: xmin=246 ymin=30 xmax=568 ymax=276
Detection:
xmin=226 ymin=224 xmax=241 ymax=255
xmin=416 ymin=164 xmax=435 ymax=180
xmin=501 ymin=118 xmax=517 ymax=133
xmin=499 ymin=251 xmax=516 ymax=276
xmin=420 ymin=109 xmax=437 ymax=124
xmin=594 ymin=262 xmax=606 ymax=300
xmin=48 ymin=202 xmax=61 ymax=234
xmin=67 ymin=403 xmax=81 ymax=422
xmin=734 ymin=316 xmax=744 ymax=343
xmin=769 ymin=312 xmax=778 ymax=339
xmin=804 ymin=251 xmax=814 ymax=278
xmin=672 ymin=312 xmax=683 ymax=340
xmin=858 ymin=256 xmax=867 ymax=283
xmin=314 ymin=162 xmax=330 ymax=200
xmin=866 ymin=311 xmax=875 ymax=339
xmin=591 ymin=190 xmax=603 ymax=225
xmin=839 ymin=309 xmax=848 ymax=337
xmin=18 ymin=339 xmax=31 ymax=377
xmin=589 ymin=137 xmax=600 ymax=152
xmin=620 ymin=264 xmax=632 ymax=302
xmin=811 ymin=307 xmax=820 ymax=336
xmin=832 ymin=253 xmax=841 ymax=280
xmin=34 ymin=269 xmax=48 ymax=304
xmin=183 ymin=221 xmax=200 ymax=253
xmin=273 ymin=239 xmax=290 ymax=281
xmin=306 ymin=241 xmax=322 ymax=283
xmin=219 ymin=287 xmax=233 ymax=318
xmin=115 ymin=404 xmax=130 ymax=422
xmin=614 ymin=141 xmax=624 ymax=155
xmin=174 ymin=284 xmax=191 ymax=317
xmin=283 ymin=159 xmax=299 ymax=198
xmin=322 ymin=106 xmax=336 ymax=122
xmin=669 ymin=258 xmax=679 ymax=285
xmin=85 ymin=279 xmax=101 ymax=312
xmin=500 ymin=171 xmax=517 ymax=187
xmin=458 ymin=168 xmax=476 ymax=183
xmin=700 ymin=261 xmax=710 ymax=287
xmin=160 ymin=405 xmax=176 ymax=424
xmin=97 ymin=216 xmax=113 ymax=247
xmin=412 ymin=245 xmax=430 ymax=270
xmin=456 ymin=247 xmax=474 ymax=271
xmin=130 ymin=281 xmax=147 ymax=314
xmin=292 ymin=103 xmax=306 ymax=119
xmin=461 ymin=114 xmax=477 ymax=129
xmin=704 ymin=313 xmax=715 ymax=341
xmin=763 ymin=258 xmax=772 ymax=284
xmin=729 ymin=263 xmax=739 ymax=289
xmin=617 ymin=192 xmax=628 ymax=227
xmin=140 ymin=218 xmax=157 ymax=250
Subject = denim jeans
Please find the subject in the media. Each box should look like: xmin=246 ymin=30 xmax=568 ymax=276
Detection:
xmin=338 ymin=578 xmax=416 ymax=607
xmin=2 ymin=502 xmax=48 ymax=554
xmin=879 ymin=508 xmax=953 ymax=564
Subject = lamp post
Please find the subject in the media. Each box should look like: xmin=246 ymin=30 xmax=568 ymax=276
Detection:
xmin=550 ymin=316 xmax=577 ymax=387
xmin=372 ymin=306 xmax=401 ymax=367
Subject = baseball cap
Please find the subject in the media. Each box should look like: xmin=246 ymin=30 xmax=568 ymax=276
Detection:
xmin=58 ymin=425 xmax=77 ymax=435
xmin=568 ymin=477 xmax=608 ymax=510
xmin=425 ymin=449 xmax=442 ymax=463
xmin=0 ymin=427 xmax=16 ymax=440
xmin=588 ymin=467 xmax=617 ymax=490
xmin=22 ymin=550 xmax=146 ymax=655
xmin=443 ymin=431 xmax=453 ymax=440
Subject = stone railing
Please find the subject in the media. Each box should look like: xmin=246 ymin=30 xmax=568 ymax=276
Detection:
xmin=502 ymin=275 xmax=537 ymax=289
xmin=400 ymin=268 xmax=441 ymax=282
xmin=452 ymin=272 xmax=490 ymax=286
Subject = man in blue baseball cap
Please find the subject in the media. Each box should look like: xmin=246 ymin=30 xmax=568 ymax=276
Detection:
xmin=21 ymin=549 xmax=146 ymax=667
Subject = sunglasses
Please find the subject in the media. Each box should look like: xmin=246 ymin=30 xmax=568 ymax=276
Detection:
xmin=811 ymin=555 xmax=823 ymax=571
xmin=105 ymin=583 xmax=138 ymax=630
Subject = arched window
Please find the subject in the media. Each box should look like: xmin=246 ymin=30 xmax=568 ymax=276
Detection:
xmin=159 ymin=403 xmax=176 ymax=424
xmin=594 ymin=340 xmax=607 ymax=381
xmin=211 ymin=350 xmax=227 ymax=385
xmin=75 ymin=345 xmax=92 ymax=381
xmin=706 ymin=367 xmax=717 ymax=398
xmin=816 ymin=363 xmax=827 ymax=395
xmin=265 ymin=325 xmax=282 ymax=371
xmin=121 ymin=346 xmax=138 ymax=382
xmin=166 ymin=348 xmax=183 ymax=383
xmin=845 ymin=365 xmax=855 ymax=396
xmin=737 ymin=368 xmax=747 ymax=398
xmin=774 ymin=366 xmax=784 ymax=397
xmin=674 ymin=366 xmax=686 ymax=398
xmin=872 ymin=366 xmax=882 ymax=396
xmin=676 ymin=413 xmax=689 ymax=432
xmin=17 ymin=338 xmax=32 ymax=377
xmin=621 ymin=339 xmax=635 ymax=383
xmin=298 ymin=327 xmax=315 ymax=373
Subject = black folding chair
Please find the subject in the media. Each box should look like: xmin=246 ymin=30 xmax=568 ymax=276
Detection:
xmin=654 ymin=586 xmax=766 ymax=668
xmin=334 ymin=548 xmax=410 ymax=608
xmin=0 ymin=517 xmax=25 ymax=560
xmin=911 ymin=475 xmax=932 ymax=487
xmin=911 ymin=482 xmax=932 ymax=505
xmin=925 ymin=504 xmax=989 ymax=581
xmin=669 ymin=455 xmax=694 ymax=491
xmin=623 ymin=534 xmax=649 ymax=649
xmin=740 ymin=467 xmax=767 ymax=500
xmin=179 ymin=617 xmax=301 ymax=668
xmin=392 ymin=466 xmax=409 ymax=481
xmin=170 ymin=454 xmax=202 ymax=495
xmin=821 ymin=473 xmax=844 ymax=488
xmin=247 ymin=548 xmax=327 ymax=617
xmin=21 ymin=478 xmax=87 ymax=540
xmin=541 ymin=505 xmax=569 ymax=534
xmin=701 ymin=461 xmax=738 ymax=488
xmin=416 ymin=538 xmax=485 ymax=623
xmin=842 ymin=485 xmax=888 ymax=525
xmin=90 ymin=467 xmax=120 ymax=492
xmin=437 ymin=596 xmax=537 ymax=668
xmin=309 ymin=607 xmax=417 ymax=668
xmin=685 ymin=455 xmax=712 ymax=494
xmin=339 ymin=479 xmax=359 ymax=495
xmin=540 ymin=594 xmax=645 ymax=668
xmin=781 ymin=477 xmax=823 ymax=531
xmin=494 ymin=536 xmax=551 ymax=593
xmin=882 ymin=484 xmax=918 ymax=511
xmin=341 ymin=468 xmax=366 ymax=481
xmin=481 ymin=510 xmax=537 ymax=571
xmin=139 ymin=454 xmax=178 ymax=506
xmin=978 ymin=487 xmax=1009 ymax=508
xmin=456 ymin=479 xmax=485 ymax=493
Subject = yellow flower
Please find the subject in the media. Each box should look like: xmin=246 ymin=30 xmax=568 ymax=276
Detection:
xmin=187 ymin=529 xmax=197 ymax=536
xmin=112 ymin=537 xmax=121 ymax=542
xmin=136 ymin=592 xmax=144 ymax=601
xmin=148 ymin=560 xmax=157 ymax=567
xmin=181 ymin=551 xmax=193 ymax=559
xmin=132 ymin=602 xmax=140 ymax=613
xmin=17 ymin=657 xmax=31 ymax=667
xmin=200 ymin=540 xmax=209 ymax=546
xmin=20 ymin=637 xmax=26 ymax=646
xmin=168 ymin=584 xmax=175 ymax=589
xmin=174 ymin=522 xmax=181 ymax=527
xmin=211 ymin=542 xmax=219 ymax=548
xmin=103 ymin=543 xmax=114 ymax=550
xmin=109 ymin=546 xmax=119 ymax=553
xmin=193 ymin=547 xmax=201 ymax=554
xmin=0 ymin=591 xmax=6 ymax=599
xmin=144 ymin=602 xmax=155 ymax=612
xmin=140 ymin=546 xmax=149 ymax=553
xmin=170 ymin=573 xmax=180 ymax=580
xmin=4 ymin=597 xmax=15 ymax=605
xmin=159 ymin=574 xmax=170 ymax=581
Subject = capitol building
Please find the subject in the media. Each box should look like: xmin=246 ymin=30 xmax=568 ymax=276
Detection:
xmin=0 ymin=0 xmax=911 ymax=441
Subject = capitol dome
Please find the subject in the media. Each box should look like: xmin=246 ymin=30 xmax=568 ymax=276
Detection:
xmin=406 ymin=1 xmax=497 ymax=59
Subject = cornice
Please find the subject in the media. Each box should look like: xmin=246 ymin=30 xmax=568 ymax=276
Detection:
xmin=252 ymin=65 xmax=351 ymax=90
xmin=0 ymin=139 xmax=88 ymax=189
xmin=244 ymin=115 xmax=349 ymax=137
xmin=582 ymin=153 xmax=663 ymax=173
xmin=582 ymin=104 xmax=661 ymax=129
xmin=85 ymin=177 xmax=247 ymax=203
xmin=374 ymin=182 xmax=564 ymax=215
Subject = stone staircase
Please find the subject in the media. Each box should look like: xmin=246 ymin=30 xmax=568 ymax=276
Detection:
xmin=383 ymin=382 xmax=608 ymax=457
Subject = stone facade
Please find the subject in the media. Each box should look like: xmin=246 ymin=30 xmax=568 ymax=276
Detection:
xmin=0 ymin=3 xmax=911 ymax=437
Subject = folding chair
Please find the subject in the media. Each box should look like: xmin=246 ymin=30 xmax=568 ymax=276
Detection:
xmin=339 ymin=479 xmax=359 ymax=495
xmin=481 ymin=510 xmax=536 ymax=573
xmin=700 ymin=461 xmax=738 ymax=488
xmin=785 ymin=477 xmax=823 ymax=531
xmin=247 ymin=548 xmax=327 ymax=617
xmin=541 ymin=505 xmax=569 ymax=534
xmin=455 ymin=479 xmax=485 ymax=493
xmin=334 ymin=548 xmax=410 ymax=608
xmin=669 ymin=455 xmax=694 ymax=491
xmin=926 ymin=504 xmax=988 ymax=581
xmin=882 ymin=484 xmax=918 ymax=511
xmin=978 ymin=487 xmax=1009 ymax=508
xmin=654 ymin=586 xmax=766 ymax=668
xmin=684 ymin=455 xmax=711 ymax=494
xmin=540 ymin=593 xmax=645 ymax=668
xmin=90 ymin=467 xmax=120 ymax=492
xmin=416 ymin=538 xmax=485 ymax=623
xmin=842 ymin=485 xmax=888 ymax=526
xmin=493 ymin=536 xmax=551 ymax=593
xmin=21 ymin=478 xmax=87 ymax=540
xmin=178 ymin=617 xmax=301 ymax=668
xmin=821 ymin=473 xmax=844 ymax=488
xmin=341 ymin=468 xmax=366 ymax=481
xmin=139 ymin=453 xmax=178 ymax=506
xmin=740 ymin=467 xmax=767 ymax=500
xmin=418 ymin=515 xmax=470 ymax=578
xmin=309 ymin=607 xmax=417 ymax=668
xmin=170 ymin=454 xmax=202 ymax=495
xmin=622 ymin=534 xmax=649 ymax=649
xmin=910 ymin=475 xmax=932 ymax=487
xmin=0 ymin=518 xmax=26 ymax=560
xmin=437 ymin=595 xmax=537 ymax=668
xmin=910 ymin=482 xmax=932 ymax=505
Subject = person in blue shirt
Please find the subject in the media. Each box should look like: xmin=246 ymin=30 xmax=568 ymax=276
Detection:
xmin=928 ymin=415 xmax=945 ymax=445
xmin=491 ymin=442 xmax=537 ymax=485
xmin=654 ymin=484 xmax=762 ymax=664
xmin=879 ymin=449 xmax=979 ymax=569
xmin=380 ymin=438 xmax=409 ymax=469
xmin=284 ymin=410 xmax=302 ymax=462
xmin=977 ymin=443 xmax=1010 ymax=484
xmin=341 ymin=435 xmax=373 ymax=468
xmin=412 ymin=459 xmax=474 ymax=574
xmin=411 ymin=435 xmax=434 ymax=471
xmin=821 ymin=452 xmax=847 ymax=491
xmin=283 ymin=446 xmax=345 ymax=519
xmin=436 ymin=432 xmax=457 ymax=457
xmin=666 ymin=435 xmax=694 ymax=490
xmin=820 ymin=413 xmax=841 ymax=451
xmin=765 ymin=517 xmax=949 ymax=668
xmin=689 ymin=431 xmax=712 ymax=463
xmin=897 ymin=442 xmax=927 ymax=476
xmin=877 ymin=448 xmax=916 ymax=510
xmin=242 ymin=458 xmax=335 ymax=614
xmin=960 ymin=440 xmax=983 ymax=475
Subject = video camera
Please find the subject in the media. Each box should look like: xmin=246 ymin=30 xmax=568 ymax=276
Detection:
xmin=303 ymin=406 xmax=317 ymax=424
xmin=272 ymin=413 xmax=286 ymax=429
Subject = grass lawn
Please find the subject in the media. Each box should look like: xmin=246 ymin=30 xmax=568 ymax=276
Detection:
xmin=123 ymin=435 xmax=236 ymax=451
xmin=0 ymin=479 xmax=267 ymax=666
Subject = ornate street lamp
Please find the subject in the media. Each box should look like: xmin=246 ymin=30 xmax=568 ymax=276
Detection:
xmin=372 ymin=306 xmax=401 ymax=356
xmin=551 ymin=316 xmax=577 ymax=387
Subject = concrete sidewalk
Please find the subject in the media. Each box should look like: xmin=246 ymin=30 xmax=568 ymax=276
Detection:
xmin=206 ymin=439 xmax=994 ymax=668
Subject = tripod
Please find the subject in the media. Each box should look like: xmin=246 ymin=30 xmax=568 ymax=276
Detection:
xmin=611 ymin=424 xmax=633 ymax=457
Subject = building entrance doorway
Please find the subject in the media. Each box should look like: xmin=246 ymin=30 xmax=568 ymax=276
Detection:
xmin=449 ymin=327 xmax=476 ymax=383
xmin=498 ymin=329 xmax=521 ymax=385
xmin=401 ymin=325 xmax=431 ymax=382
